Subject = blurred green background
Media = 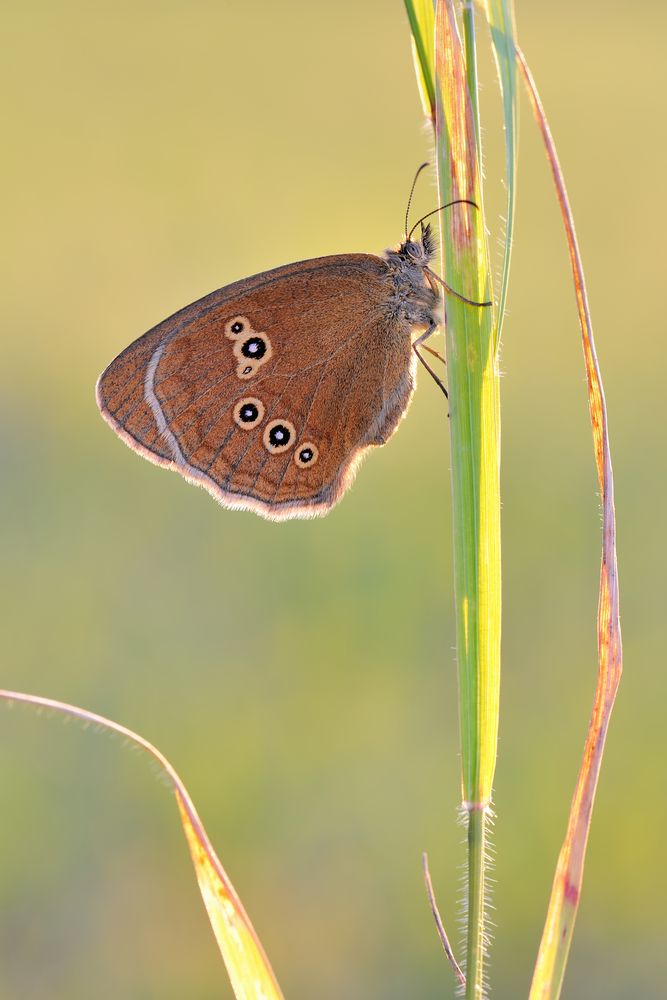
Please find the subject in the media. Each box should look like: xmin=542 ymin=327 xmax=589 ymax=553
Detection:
xmin=1 ymin=2 xmax=665 ymax=997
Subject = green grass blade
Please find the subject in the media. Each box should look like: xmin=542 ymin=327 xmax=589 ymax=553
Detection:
xmin=435 ymin=3 xmax=501 ymax=995
xmin=403 ymin=0 xmax=436 ymax=120
xmin=433 ymin=0 xmax=499 ymax=834
xmin=483 ymin=0 xmax=518 ymax=345
xmin=404 ymin=2 xmax=504 ymax=994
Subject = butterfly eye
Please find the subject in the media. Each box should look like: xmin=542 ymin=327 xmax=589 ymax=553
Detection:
xmin=224 ymin=315 xmax=251 ymax=339
xmin=233 ymin=397 xmax=265 ymax=429
xmin=294 ymin=442 xmax=319 ymax=468
xmin=263 ymin=419 xmax=295 ymax=455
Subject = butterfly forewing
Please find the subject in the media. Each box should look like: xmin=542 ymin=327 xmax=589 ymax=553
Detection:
xmin=97 ymin=254 xmax=417 ymax=519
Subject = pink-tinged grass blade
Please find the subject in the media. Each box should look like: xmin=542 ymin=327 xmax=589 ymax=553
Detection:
xmin=0 ymin=689 xmax=285 ymax=1000
xmin=514 ymin=48 xmax=623 ymax=1000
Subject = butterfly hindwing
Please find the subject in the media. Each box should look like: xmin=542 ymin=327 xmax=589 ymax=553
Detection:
xmin=97 ymin=254 xmax=416 ymax=519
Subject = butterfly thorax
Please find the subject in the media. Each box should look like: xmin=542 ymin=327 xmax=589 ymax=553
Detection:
xmin=382 ymin=228 xmax=439 ymax=330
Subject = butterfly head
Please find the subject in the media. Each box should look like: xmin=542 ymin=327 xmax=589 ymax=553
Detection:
xmin=398 ymin=222 xmax=437 ymax=267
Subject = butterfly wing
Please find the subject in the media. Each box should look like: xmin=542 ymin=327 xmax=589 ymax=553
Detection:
xmin=97 ymin=254 xmax=417 ymax=520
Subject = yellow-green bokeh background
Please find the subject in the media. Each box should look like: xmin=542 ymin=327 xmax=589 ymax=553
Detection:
xmin=2 ymin=2 xmax=665 ymax=997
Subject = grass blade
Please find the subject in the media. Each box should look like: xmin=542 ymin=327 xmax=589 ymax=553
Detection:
xmin=0 ymin=689 xmax=285 ymax=1000
xmin=433 ymin=3 xmax=501 ymax=995
xmin=483 ymin=0 xmax=518 ymax=344
xmin=515 ymin=48 xmax=624 ymax=1000
xmin=434 ymin=0 xmax=499 ymax=824
xmin=403 ymin=0 xmax=436 ymax=121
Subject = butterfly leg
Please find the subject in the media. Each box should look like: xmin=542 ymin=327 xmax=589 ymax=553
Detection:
xmin=422 ymin=342 xmax=446 ymax=365
xmin=425 ymin=266 xmax=492 ymax=309
xmin=413 ymin=322 xmax=448 ymax=399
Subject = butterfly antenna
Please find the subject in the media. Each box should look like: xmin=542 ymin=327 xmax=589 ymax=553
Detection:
xmin=408 ymin=199 xmax=480 ymax=242
xmin=405 ymin=162 xmax=430 ymax=240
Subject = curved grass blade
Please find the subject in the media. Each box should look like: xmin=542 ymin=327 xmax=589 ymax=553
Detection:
xmin=515 ymin=48 xmax=623 ymax=1000
xmin=0 ymin=689 xmax=285 ymax=1000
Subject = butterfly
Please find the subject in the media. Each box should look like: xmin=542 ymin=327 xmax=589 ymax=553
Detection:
xmin=96 ymin=168 xmax=488 ymax=521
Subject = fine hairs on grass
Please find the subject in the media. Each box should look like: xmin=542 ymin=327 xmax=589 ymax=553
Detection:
xmin=455 ymin=806 xmax=497 ymax=999
xmin=1 ymin=4 xmax=621 ymax=999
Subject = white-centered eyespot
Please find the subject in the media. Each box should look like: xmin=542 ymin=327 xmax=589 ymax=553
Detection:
xmin=294 ymin=442 xmax=319 ymax=468
xmin=233 ymin=397 xmax=265 ymax=429
xmin=233 ymin=332 xmax=272 ymax=379
xmin=263 ymin=419 xmax=296 ymax=455
xmin=224 ymin=315 xmax=251 ymax=339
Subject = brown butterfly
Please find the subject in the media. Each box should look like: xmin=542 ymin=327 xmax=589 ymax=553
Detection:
xmin=96 ymin=168 xmax=488 ymax=521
